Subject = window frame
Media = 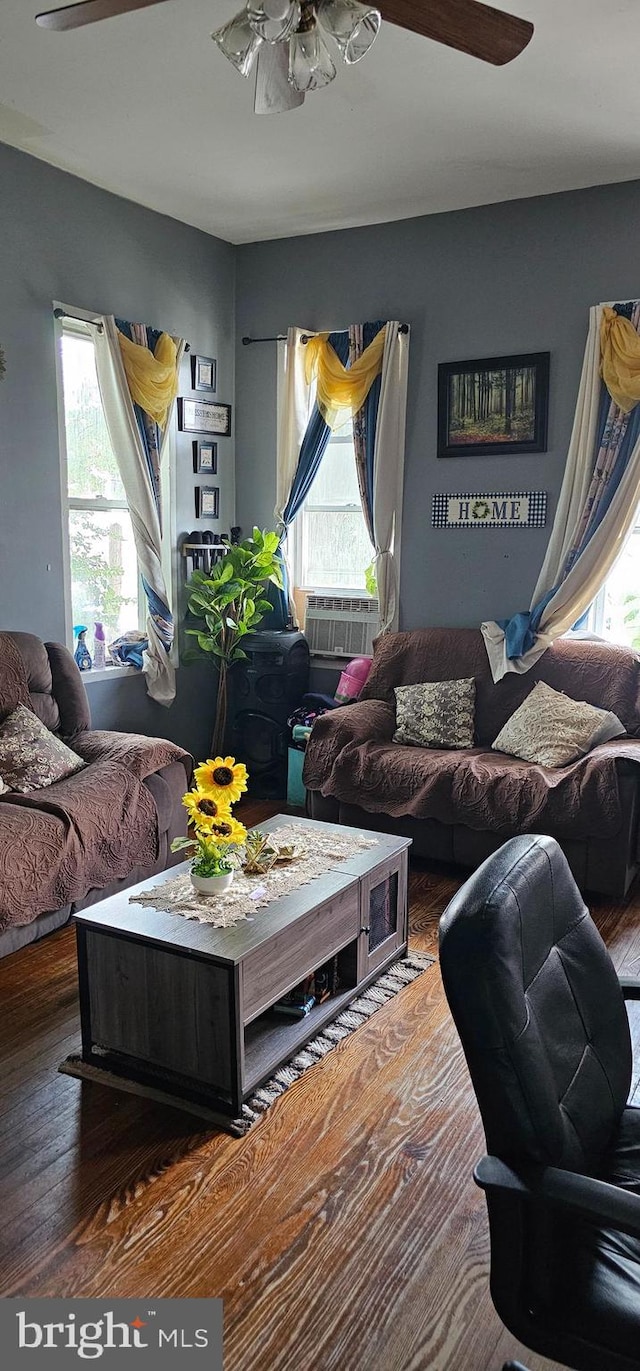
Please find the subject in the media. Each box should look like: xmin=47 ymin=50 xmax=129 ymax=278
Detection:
xmin=585 ymin=520 xmax=640 ymax=645
xmin=275 ymin=336 xmax=374 ymax=600
xmin=290 ymin=429 xmax=373 ymax=597
xmin=55 ymin=304 xmax=146 ymax=658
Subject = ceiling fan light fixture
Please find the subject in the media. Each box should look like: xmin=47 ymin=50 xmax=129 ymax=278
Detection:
xmin=211 ymin=9 xmax=264 ymax=77
xmin=246 ymin=0 xmax=301 ymax=42
xmin=317 ymin=0 xmax=380 ymax=64
xmin=288 ymin=20 xmax=336 ymax=92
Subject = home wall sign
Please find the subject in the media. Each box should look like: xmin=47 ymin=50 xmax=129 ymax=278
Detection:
xmin=432 ymin=491 xmax=547 ymax=529
xmin=178 ymin=397 xmax=231 ymax=435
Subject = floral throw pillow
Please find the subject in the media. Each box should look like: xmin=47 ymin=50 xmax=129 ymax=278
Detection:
xmin=393 ymin=678 xmax=476 ymax=750
xmin=492 ymin=681 xmax=626 ymax=768
xmin=0 ymin=704 xmax=86 ymax=792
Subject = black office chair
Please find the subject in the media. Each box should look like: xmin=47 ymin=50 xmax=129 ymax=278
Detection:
xmin=439 ymin=834 xmax=640 ymax=1371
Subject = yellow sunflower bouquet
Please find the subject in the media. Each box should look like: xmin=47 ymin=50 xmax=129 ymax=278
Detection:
xmin=171 ymin=756 xmax=248 ymax=887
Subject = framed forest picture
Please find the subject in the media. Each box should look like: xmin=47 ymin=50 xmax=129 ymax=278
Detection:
xmin=438 ymin=351 xmax=549 ymax=458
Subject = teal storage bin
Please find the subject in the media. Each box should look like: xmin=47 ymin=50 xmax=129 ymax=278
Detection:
xmin=287 ymin=746 xmax=307 ymax=807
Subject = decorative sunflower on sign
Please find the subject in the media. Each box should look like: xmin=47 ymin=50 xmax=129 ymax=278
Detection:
xmin=171 ymin=755 xmax=248 ymax=895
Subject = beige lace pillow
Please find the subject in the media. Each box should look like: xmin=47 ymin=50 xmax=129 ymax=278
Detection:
xmin=492 ymin=681 xmax=626 ymax=768
xmin=0 ymin=704 xmax=86 ymax=792
xmin=394 ymin=678 xmax=476 ymax=749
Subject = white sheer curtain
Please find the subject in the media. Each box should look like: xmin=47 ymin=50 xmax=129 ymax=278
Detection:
xmin=93 ymin=315 xmax=185 ymax=706
xmin=482 ymin=304 xmax=640 ymax=681
xmin=371 ymin=324 xmax=409 ymax=632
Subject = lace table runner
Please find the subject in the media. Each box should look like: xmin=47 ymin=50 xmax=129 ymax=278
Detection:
xmin=130 ymin=824 xmax=379 ymax=928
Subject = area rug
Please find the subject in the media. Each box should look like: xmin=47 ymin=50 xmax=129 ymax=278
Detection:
xmin=60 ymin=950 xmax=435 ymax=1137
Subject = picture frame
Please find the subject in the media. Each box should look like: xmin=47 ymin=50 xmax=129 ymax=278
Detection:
xmin=195 ymin=485 xmax=220 ymax=519
xmin=178 ymin=397 xmax=232 ymax=436
xmin=437 ymin=351 xmax=550 ymax=458
xmin=192 ymin=440 xmax=217 ymax=474
xmin=191 ymin=354 xmax=217 ymax=392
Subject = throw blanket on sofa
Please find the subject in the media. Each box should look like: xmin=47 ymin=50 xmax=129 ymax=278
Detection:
xmin=303 ymin=699 xmax=640 ymax=840
xmin=71 ymin=728 xmax=188 ymax=777
xmin=0 ymin=758 xmax=157 ymax=928
xmin=0 ymin=632 xmax=33 ymax=719
xmin=0 ymin=719 xmax=191 ymax=930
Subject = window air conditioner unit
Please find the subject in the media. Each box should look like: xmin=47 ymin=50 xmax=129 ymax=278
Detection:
xmin=304 ymin=595 xmax=380 ymax=658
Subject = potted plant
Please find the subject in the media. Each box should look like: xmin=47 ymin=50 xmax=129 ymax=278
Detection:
xmin=171 ymin=756 xmax=248 ymax=894
xmin=186 ymin=528 xmax=283 ymax=754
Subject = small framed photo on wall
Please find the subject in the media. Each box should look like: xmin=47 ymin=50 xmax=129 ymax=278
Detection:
xmin=193 ymin=440 xmax=217 ymax=474
xmin=178 ymin=397 xmax=232 ymax=435
xmin=191 ymin=354 xmax=217 ymax=392
xmin=195 ymin=485 xmax=219 ymax=519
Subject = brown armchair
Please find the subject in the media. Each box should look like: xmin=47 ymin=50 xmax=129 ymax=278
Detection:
xmin=0 ymin=632 xmax=192 ymax=957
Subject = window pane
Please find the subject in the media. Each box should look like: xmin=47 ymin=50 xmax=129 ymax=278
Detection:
xmin=308 ymin=436 xmax=362 ymax=507
xmin=302 ymin=510 xmax=373 ymax=590
xmin=69 ymin=508 xmax=139 ymax=643
xmin=599 ymin=531 xmax=640 ymax=650
xmin=61 ymin=333 xmax=126 ymax=501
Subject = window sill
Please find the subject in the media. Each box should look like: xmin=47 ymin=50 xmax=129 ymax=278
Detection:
xmin=81 ymin=665 xmax=139 ymax=685
xmin=308 ymin=654 xmax=349 ymax=669
xmin=297 ymin=587 xmax=372 ymax=598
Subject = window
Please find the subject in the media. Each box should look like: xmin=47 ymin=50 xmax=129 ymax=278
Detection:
xmin=58 ymin=319 xmax=142 ymax=649
xmin=292 ymin=429 xmax=374 ymax=593
xmin=586 ymin=509 xmax=640 ymax=650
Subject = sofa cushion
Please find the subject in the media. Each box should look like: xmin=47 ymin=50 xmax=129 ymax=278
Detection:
xmin=394 ymin=678 xmax=475 ymax=749
xmin=0 ymin=704 xmax=86 ymax=792
xmin=492 ymin=682 xmax=626 ymax=768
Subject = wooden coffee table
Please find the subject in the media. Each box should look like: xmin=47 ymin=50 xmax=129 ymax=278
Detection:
xmin=71 ymin=816 xmax=411 ymax=1119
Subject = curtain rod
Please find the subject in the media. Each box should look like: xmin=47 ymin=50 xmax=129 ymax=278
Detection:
xmin=53 ymin=308 xmax=191 ymax=350
xmin=242 ymin=324 xmax=409 ymax=346
xmin=54 ymin=307 xmax=103 ymax=333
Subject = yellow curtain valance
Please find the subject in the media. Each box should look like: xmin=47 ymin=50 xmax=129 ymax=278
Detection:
xmin=117 ymin=329 xmax=179 ymax=430
xmin=304 ymin=326 xmax=386 ymax=429
xmin=600 ymin=306 xmax=640 ymax=414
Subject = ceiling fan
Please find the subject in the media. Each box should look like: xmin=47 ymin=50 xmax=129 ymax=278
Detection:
xmin=36 ymin=0 xmax=533 ymax=115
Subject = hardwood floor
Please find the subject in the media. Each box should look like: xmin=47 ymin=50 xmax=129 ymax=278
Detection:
xmin=1 ymin=803 xmax=639 ymax=1370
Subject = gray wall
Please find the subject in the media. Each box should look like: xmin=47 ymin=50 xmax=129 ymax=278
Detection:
xmin=5 ymin=148 xmax=640 ymax=753
xmin=0 ymin=142 xmax=235 ymax=757
xmin=235 ymin=179 xmax=640 ymax=630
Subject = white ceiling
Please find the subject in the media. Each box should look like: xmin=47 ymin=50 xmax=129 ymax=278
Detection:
xmin=1 ymin=0 xmax=639 ymax=244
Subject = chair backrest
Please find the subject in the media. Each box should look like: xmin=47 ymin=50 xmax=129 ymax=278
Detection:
xmin=439 ymin=835 xmax=632 ymax=1171
xmin=3 ymin=632 xmax=91 ymax=737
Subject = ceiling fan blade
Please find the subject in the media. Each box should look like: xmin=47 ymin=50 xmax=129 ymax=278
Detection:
xmin=254 ymin=44 xmax=305 ymax=115
xmin=36 ymin=0 xmax=169 ymax=31
xmin=377 ymin=0 xmax=533 ymax=65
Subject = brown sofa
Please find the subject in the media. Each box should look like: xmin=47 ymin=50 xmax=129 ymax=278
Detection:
xmin=304 ymin=628 xmax=640 ymax=898
xmin=0 ymin=631 xmax=192 ymax=957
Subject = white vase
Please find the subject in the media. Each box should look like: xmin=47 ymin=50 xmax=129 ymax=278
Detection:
xmin=190 ymin=869 xmax=234 ymax=896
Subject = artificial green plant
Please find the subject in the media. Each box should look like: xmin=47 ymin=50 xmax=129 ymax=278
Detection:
xmin=186 ymin=528 xmax=283 ymax=754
